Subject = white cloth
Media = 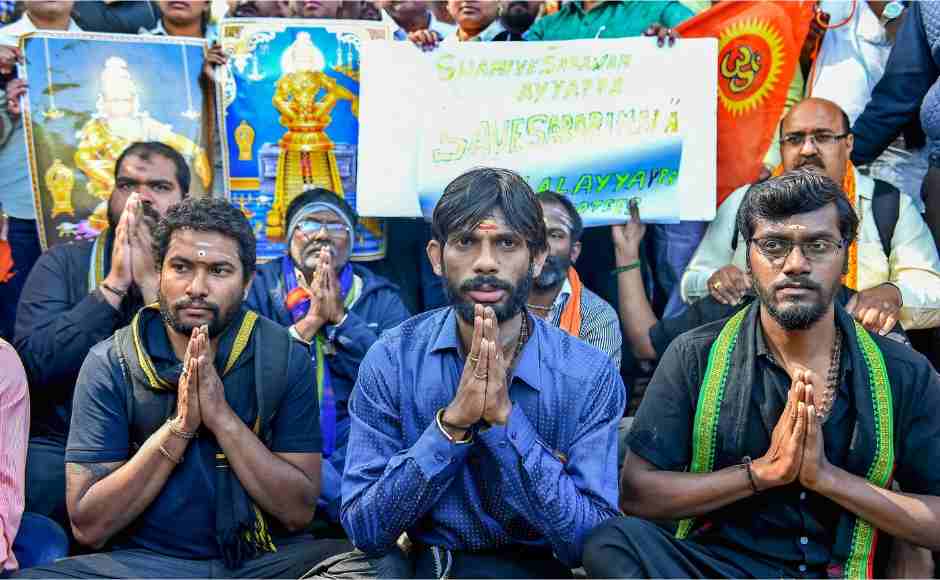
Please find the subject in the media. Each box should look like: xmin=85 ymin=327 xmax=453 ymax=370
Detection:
xmin=0 ymin=13 xmax=81 ymax=46
xmin=680 ymin=166 xmax=940 ymax=330
xmin=809 ymin=1 xmax=891 ymax=124
xmin=809 ymin=1 xmax=927 ymax=210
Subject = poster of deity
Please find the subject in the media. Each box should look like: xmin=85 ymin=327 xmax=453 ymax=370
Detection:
xmin=21 ymin=32 xmax=212 ymax=250
xmin=218 ymin=19 xmax=388 ymax=262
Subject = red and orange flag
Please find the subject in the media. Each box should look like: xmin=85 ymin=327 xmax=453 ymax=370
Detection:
xmin=677 ymin=1 xmax=816 ymax=206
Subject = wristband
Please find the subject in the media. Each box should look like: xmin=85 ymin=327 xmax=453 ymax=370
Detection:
xmin=611 ymin=260 xmax=641 ymax=277
xmin=101 ymin=282 xmax=128 ymax=298
xmin=167 ymin=420 xmax=197 ymax=440
xmin=436 ymin=408 xmax=473 ymax=445
xmin=288 ymin=324 xmax=312 ymax=346
xmin=743 ymin=456 xmax=760 ymax=494
xmin=159 ymin=444 xmax=182 ymax=465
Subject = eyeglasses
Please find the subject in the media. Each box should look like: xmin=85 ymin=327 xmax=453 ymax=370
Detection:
xmin=750 ymin=237 xmax=847 ymax=262
xmin=779 ymin=132 xmax=850 ymax=148
xmin=296 ymin=220 xmax=349 ymax=238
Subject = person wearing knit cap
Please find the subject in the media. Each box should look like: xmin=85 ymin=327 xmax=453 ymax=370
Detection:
xmin=245 ymin=188 xmax=410 ymax=531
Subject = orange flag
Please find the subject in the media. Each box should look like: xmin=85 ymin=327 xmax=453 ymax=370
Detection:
xmin=676 ymin=1 xmax=816 ymax=206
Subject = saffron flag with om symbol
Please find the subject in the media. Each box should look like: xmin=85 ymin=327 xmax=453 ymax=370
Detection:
xmin=676 ymin=1 xmax=815 ymax=206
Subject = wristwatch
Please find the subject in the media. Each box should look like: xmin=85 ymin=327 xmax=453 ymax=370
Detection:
xmin=879 ymin=1 xmax=904 ymax=27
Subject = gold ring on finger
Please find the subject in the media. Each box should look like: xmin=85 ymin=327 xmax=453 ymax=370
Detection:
xmin=468 ymin=354 xmax=479 ymax=364
xmin=713 ymin=281 xmax=722 ymax=290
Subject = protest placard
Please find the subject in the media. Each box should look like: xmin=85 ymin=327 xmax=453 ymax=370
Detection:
xmin=358 ymin=37 xmax=717 ymax=224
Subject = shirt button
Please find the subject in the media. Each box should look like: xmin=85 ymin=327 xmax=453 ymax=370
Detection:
xmin=800 ymin=491 xmax=807 ymax=500
xmin=798 ymin=564 xmax=807 ymax=573
xmin=800 ymin=536 xmax=809 ymax=545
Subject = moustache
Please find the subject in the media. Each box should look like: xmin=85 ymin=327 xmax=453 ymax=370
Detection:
xmin=771 ymin=276 xmax=822 ymax=293
xmin=174 ymin=299 xmax=220 ymax=316
xmin=303 ymin=240 xmax=333 ymax=256
xmin=459 ymin=275 xmax=513 ymax=294
xmin=798 ymin=157 xmax=825 ymax=170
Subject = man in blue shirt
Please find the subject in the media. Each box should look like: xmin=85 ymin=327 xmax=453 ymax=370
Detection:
xmin=18 ymin=198 xmax=348 ymax=578
xmin=340 ymin=167 xmax=626 ymax=577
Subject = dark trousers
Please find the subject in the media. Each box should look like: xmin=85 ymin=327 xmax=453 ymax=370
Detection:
xmin=24 ymin=437 xmax=68 ymax=532
xmin=14 ymin=536 xmax=351 ymax=578
xmin=308 ymin=545 xmax=572 ymax=579
xmin=0 ymin=217 xmax=41 ymax=340
xmin=583 ymin=517 xmax=818 ymax=579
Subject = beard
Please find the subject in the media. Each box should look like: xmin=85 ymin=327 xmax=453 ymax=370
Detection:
xmin=533 ymin=254 xmax=569 ymax=291
xmin=443 ymin=263 xmax=534 ymax=324
xmin=501 ymin=1 xmax=537 ymax=32
xmin=751 ymin=271 xmax=836 ymax=330
xmin=158 ymin=289 xmax=238 ymax=339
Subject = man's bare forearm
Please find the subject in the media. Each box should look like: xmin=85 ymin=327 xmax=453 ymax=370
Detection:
xmin=620 ymin=451 xmax=754 ymax=519
xmin=614 ymin=248 xmax=659 ymax=361
xmin=817 ymin=466 xmax=940 ymax=550
xmin=212 ymin=416 xmax=320 ymax=531
xmin=67 ymin=424 xmax=189 ymax=548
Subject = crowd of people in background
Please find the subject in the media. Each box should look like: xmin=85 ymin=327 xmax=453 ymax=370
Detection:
xmin=1 ymin=0 xmax=940 ymax=578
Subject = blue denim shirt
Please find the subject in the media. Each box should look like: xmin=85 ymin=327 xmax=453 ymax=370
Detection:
xmin=341 ymin=307 xmax=625 ymax=567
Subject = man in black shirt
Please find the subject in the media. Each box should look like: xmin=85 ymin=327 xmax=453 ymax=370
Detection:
xmin=14 ymin=142 xmax=188 ymax=528
xmin=584 ymin=169 xmax=940 ymax=578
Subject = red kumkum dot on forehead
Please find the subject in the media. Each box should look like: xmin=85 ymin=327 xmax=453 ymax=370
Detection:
xmin=476 ymin=219 xmax=499 ymax=231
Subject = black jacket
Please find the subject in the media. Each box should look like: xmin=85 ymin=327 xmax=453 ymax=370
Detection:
xmin=14 ymin=238 xmax=140 ymax=441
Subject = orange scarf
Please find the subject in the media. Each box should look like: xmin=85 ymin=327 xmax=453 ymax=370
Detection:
xmin=0 ymin=241 xmax=12 ymax=283
xmin=771 ymin=160 xmax=858 ymax=289
xmin=559 ymin=267 xmax=583 ymax=336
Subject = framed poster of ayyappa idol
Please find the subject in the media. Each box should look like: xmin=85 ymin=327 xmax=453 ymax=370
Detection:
xmin=21 ymin=31 xmax=211 ymax=250
xmin=218 ymin=18 xmax=389 ymax=262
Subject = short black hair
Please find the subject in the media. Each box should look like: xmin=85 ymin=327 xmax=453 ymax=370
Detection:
xmin=432 ymin=167 xmax=547 ymax=254
xmin=536 ymin=190 xmax=583 ymax=242
xmin=737 ymin=167 xmax=859 ymax=246
xmin=285 ymin=188 xmax=358 ymax=230
xmin=153 ymin=197 xmax=256 ymax=282
xmin=115 ymin=142 xmax=191 ymax=195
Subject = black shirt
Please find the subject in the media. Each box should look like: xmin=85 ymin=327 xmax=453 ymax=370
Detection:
xmin=14 ymin=237 xmax=141 ymax=440
xmin=629 ymin=304 xmax=940 ymax=575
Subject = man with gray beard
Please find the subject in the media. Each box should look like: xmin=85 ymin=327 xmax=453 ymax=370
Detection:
xmin=525 ymin=191 xmax=622 ymax=366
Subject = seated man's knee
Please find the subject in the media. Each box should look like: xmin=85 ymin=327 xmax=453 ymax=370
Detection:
xmin=583 ymin=516 xmax=654 ymax=575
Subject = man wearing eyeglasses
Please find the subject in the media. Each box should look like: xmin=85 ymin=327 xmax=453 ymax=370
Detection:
xmin=681 ymin=98 xmax=940 ymax=335
xmin=245 ymin=188 xmax=410 ymax=531
xmin=585 ymin=169 xmax=940 ymax=578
